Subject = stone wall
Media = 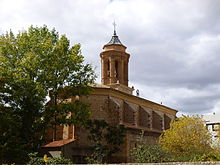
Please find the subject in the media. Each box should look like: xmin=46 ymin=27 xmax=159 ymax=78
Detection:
xmin=89 ymin=162 xmax=220 ymax=165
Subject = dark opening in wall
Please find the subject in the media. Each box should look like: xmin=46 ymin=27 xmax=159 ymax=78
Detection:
xmin=115 ymin=60 xmax=118 ymax=78
xmin=107 ymin=59 xmax=110 ymax=77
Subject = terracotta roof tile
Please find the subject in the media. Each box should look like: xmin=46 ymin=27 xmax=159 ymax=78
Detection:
xmin=42 ymin=139 xmax=75 ymax=148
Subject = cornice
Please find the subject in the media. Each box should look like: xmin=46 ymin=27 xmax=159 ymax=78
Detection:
xmin=90 ymin=86 xmax=178 ymax=116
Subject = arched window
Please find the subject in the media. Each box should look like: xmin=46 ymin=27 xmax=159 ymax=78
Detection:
xmin=107 ymin=59 xmax=110 ymax=77
xmin=115 ymin=60 xmax=118 ymax=78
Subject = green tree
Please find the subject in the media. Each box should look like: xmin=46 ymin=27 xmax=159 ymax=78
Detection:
xmin=84 ymin=120 xmax=125 ymax=163
xmin=159 ymin=115 xmax=213 ymax=158
xmin=0 ymin=25 xmax=96 ymax=163
xmin=0 ymin=105 xmax=29 ymax=163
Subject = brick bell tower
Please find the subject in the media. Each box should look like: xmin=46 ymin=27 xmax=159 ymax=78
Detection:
xmin=100 ymin=24 xmax=134 ymax=94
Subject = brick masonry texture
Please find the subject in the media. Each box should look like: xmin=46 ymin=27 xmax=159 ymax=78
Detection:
xmin=72 ymin=88 xmax=177 ymax=162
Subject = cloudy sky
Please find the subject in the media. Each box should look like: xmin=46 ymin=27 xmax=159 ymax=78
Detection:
xmin=1 ymin=0 xmax=220 ymax=115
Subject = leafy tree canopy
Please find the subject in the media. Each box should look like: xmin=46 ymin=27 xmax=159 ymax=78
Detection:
xmin=159 ymin=115 xmax=212 ymax=156
xmin=0 ymin=25 xmax=96 ymax=163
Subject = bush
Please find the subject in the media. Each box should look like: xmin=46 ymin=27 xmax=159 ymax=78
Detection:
xmin=130 ymin=131 xmax=172 ymax=163
xmin=130 ymin=143 xmax=172 ymax=163
xmin=27 ymin=153 xmax=44 ymax=165
xmin=85 ymin=156 xmax=101 ymax=164
xmin=172 ymin=154 xmax=198 ymax=162
xmin=192 ymin=153 xmax=220 ymax=162
xmin=169 ymin=152 xmax=220 ymax=162
xmin=27 ymin=152 xmax=73 ymax=165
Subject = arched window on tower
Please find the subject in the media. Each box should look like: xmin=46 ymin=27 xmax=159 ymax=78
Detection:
xmin=115 ymin=60 xmax=118 ymax=78
xmin=124 ymin=61 xmax=126 ymax=75
xmin=107 ymin=59 xmax=110 ymax=77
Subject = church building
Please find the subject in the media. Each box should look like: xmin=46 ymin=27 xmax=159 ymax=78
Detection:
xmin=42 ymin=29 xmax=178 ymax=163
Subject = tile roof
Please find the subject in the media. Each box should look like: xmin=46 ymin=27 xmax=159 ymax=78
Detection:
xmin=42 ymin=139 xmax=75 ymax=148
xmin=104 ymin=30 xmax=124 ymax=47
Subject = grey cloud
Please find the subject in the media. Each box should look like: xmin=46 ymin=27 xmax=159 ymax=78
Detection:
xmin=1 ymin=0 xmax=220 ymax=114
xmin=176 ymin=93 xmax=220 ymax=114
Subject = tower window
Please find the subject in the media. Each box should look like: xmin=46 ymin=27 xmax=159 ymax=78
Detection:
xmin=107 ymin=59 xmax=110 ymax=77
xmin=115 ymin=60 xmax=118 ymax=78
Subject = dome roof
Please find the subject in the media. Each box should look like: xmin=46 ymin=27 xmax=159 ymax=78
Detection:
xmin=104 ymin=30 xmax=125 ymax=47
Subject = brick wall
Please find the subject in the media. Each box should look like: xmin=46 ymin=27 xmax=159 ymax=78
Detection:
xmin=78 ymin=92 xmax=176 ymax=162
xmin=138 ymin=106 xmax=150 ymax=128
xmin=152 ymin=111 xmax=163 ymax=130
xmin=60 ymin=88 xmax=178 ymax=163
xmin=123 ymin=102 xmax=135 ymax=125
